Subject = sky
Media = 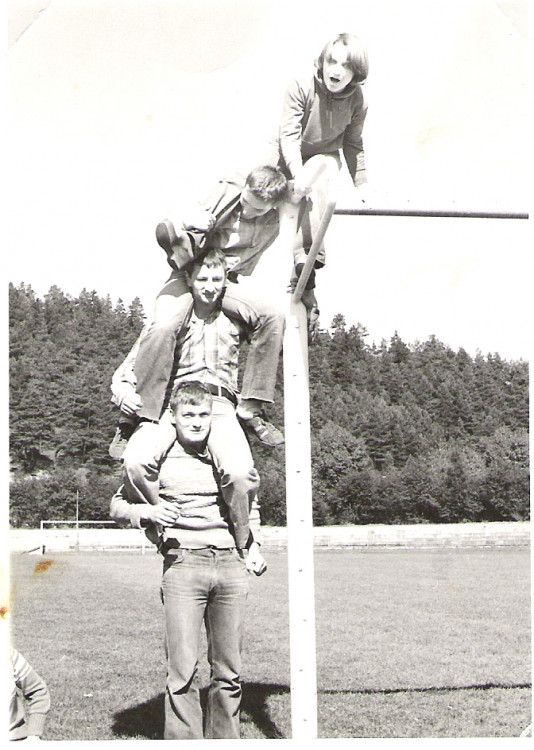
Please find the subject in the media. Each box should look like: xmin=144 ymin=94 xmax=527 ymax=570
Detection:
xmin=5 ymin=0 xmax=531 ymax=361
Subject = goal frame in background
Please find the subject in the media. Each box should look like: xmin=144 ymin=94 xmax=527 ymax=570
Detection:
xmin=39 ymin=520 xmax=149 ymax=554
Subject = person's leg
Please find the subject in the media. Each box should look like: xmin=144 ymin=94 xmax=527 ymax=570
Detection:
xmin=134 ymin=273 xmax=193 ymax=421
xmin=204 ymin=549 xmax=249 ymax=739
xmin=220 ymin=285 xmax=285 ymax=445
xmin=293 ymin=153 xmax=342 ymax=270
xmin=122 ymin=413 xmax=176 ymax=504
xmin=207 ymin=397 xmax=259 ymax=549
xmin=161 ymin=551 xmax=209 ymax=740
xmin=221 ymin=284 xmax=284 ymax=406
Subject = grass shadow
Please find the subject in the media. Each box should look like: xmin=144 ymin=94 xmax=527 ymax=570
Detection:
xmin=322 ymin=681 xmax=532 ymax=696
xmin=112 ymin=680 xmax=528 ymax=739
xmin=111 ymin=681 xmax=289 ymax=739
xmin=241 ymin=681 xmax=289 ymax=738
xmin=112 ymin=693 xmax=165 ymax=739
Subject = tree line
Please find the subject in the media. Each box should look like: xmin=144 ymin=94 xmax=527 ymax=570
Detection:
xmin=9 ymin=283 xmax=529 ymax=528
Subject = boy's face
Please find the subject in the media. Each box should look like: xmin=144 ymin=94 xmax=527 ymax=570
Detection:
xmin=187 ymin=261 xmax=226 ymax=307
xmin=240 ymin=187 xmax=277 ymax=219
xmin=174 ymin=399 xmax=212 ymax=448
xmin=323 ymin=42 xmax=353 ymax=93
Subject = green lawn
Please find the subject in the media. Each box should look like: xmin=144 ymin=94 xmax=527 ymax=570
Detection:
xmin=9 ymin=546 xmax=531 ymax=739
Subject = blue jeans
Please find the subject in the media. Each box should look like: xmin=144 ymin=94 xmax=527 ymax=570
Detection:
xmin=161 ymin=547 xmax=249 ymax=739
xmin=133 ymin=274 xmax=285 ymax=421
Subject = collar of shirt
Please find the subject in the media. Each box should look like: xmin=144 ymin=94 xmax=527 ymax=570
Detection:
xmin=165 ymin=438 xmax=213 ymax=463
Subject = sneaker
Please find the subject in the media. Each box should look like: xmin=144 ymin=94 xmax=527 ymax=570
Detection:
xmin=238 ymin=413 xmax=284 ymax=447
xmin=156 ymin=219 xmax=194 ymax=270
xmin=108 ymin=421 xmax=137 ymax=460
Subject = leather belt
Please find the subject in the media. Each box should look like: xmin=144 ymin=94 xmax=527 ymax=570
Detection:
xmin=203 ymin=383 xmax=238 ymax=407
xmin=158 ymin=538 xmax=235 ymax=557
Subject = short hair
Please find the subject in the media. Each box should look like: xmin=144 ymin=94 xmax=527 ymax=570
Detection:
xmin=184 ymin=247 xmax=228 ymax=281
xmin=316 ymin=33 xmax=369 ymax=84
xmin=169 ymin=381 xmax=213 ymax=412
xmin=193 ymin=248 xmax=228 ymax=276
xmin=245 ymin=165 xmax=288 ymax=204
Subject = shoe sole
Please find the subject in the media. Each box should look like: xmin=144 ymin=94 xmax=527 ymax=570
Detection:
xmin=156 ymin=219 xmax=176 ymax=252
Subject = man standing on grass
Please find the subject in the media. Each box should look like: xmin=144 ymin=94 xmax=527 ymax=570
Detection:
xmin=111 ymin=380 xmax=266 ymax=739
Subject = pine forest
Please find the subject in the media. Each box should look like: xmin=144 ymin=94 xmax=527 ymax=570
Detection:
xmin=9 ymin=283 xmax=529 ymax=528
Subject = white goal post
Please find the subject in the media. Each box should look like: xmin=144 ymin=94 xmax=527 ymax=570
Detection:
xmin=283 ymin=194 xmax=337 ymax=740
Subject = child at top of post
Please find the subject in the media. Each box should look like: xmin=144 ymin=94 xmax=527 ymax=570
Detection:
xmin=274 ymin=32 xmax=369 ymax=191
xmin=264 ymin=32 xmax=370 ymax=310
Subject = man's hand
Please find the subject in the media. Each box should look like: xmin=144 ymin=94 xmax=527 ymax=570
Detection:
xmin=286 ymin=286 xmax=320 ymax=340
xmin=114 ymin=382 xmax=142 ymax=417
xmin=147 ymin=500 xmax=180 ymax=527
xmin=183 ymin=205 xmax=216 ymax=232
xmin=120 ymin=391 xmax=143 ymax=418
xmin=287 ymin=179 xmax=312 ymax=205
xmin=245 ymin=542 xmax=267 ymax=576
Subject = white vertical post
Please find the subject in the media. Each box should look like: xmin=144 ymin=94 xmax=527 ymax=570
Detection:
xmin=283 ymin=196 xmax=336 ymax=739
xmin=283 ymin=298 xmax=317 ymax=739
xmin=75 ymin=489 xmax=80 ymax=552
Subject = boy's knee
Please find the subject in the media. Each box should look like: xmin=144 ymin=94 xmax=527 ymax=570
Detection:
xmin=122 ymin=451 xmax=151 ymax=480
xmin=123 ymin=433 xmax=158 ymax=475
xmin=147 ymin=317 xmax=182 ymax=335
xmin=152 ymin=295 xmax=193 ymax=328
xmin=262 ymin=303 xmax=284 ymax=327
xmin=219 ymin=464 xmax=260 ymax=491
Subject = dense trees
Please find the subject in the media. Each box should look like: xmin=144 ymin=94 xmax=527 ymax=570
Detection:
xmin=9 ymin=283 xmax=144 ymax=474
xmin=9 ymin=284 xmax=529 ymax=527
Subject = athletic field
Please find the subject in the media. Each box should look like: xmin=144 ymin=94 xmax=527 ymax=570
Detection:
xmin=9 ymin=547 xmax=531 ymax=739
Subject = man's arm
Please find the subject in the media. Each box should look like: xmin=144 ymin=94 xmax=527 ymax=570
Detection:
xmin=110 ymin=327 xmax=150 ymax=415
xmin=11 ymin=650 xmax=50 ymax=739
xmin=278 ymin=77 xmax=307 ymax=181
xmin=243 ymin=498 xmax=267 ymax=576
xmin=248 ymin=496 xmax=262 ymax=545
xmin=343 ymin=92 xmax=368 ymax=188
xmin=110 ymin=483 xmax=180 ymax=530
xmin=180 ymin=177 xmax=243 ymax=253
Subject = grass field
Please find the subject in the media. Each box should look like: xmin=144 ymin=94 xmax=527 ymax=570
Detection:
xmin=8 ymin=546 xmax=531 ymax=740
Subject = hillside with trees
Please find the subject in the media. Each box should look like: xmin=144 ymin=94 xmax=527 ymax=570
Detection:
xmin=9 ymin=283 xmax=529 ymax=527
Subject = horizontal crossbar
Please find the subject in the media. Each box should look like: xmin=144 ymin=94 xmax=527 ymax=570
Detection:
xmin=334 ymin=208 xmax=528 ymax=219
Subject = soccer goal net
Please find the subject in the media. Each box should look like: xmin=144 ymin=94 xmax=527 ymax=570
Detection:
xmin=39 ymin=520 xmax=151 ymax=554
